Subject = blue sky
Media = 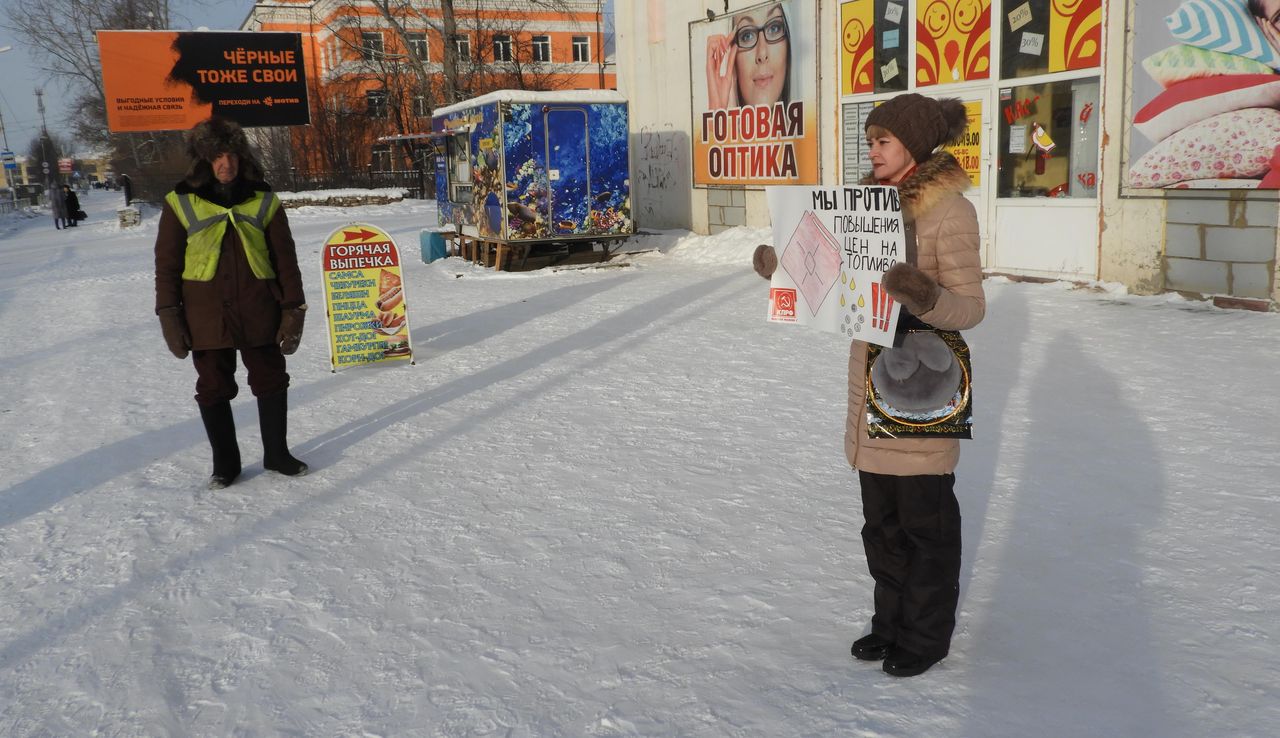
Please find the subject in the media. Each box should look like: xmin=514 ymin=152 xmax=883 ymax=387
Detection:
xmin=0 ymin=0 xmax=615 ymax=157
xmin=0 ymin=0 xmax=252 ymax=155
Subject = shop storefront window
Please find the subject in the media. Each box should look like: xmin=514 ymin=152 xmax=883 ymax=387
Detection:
xmin=999 ymin=0 xmax=1102 ymax=79
xmin=841 ymin=0 xmax=908 ymax=94
xmin=874 ymin=0 xmax=910 ymax=91
xmin=996 ymin=77 xmax=1098 ymax=198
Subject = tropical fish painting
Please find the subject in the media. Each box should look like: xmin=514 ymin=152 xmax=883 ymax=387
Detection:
xmin=435 ymin=92 xmax=633 ymax=242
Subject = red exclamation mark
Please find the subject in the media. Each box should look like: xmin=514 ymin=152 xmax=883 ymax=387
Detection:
xmin=871 ymin=282 xmax=895 ymax=331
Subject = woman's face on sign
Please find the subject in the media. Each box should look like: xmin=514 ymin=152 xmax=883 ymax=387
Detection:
xmin=733 ymin=4 xmax=789 ymax=106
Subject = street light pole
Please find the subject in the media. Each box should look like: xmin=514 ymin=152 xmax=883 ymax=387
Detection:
xmin=596 ymin=0 xmax=605 ymax=89
xmin=0 ymin=46 xmax=16 ymax=209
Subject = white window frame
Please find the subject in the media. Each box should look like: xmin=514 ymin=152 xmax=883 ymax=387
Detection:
xmin=453 ymin=34 xmax=471 ymax=61
xmin=532 ymin=34 xmax=551 ymax=63
xmin=371 ymin=144 xmax=393 ymax=172
xmin=494 ymin=34 xmax=513 ymax=62
xmin=366 ymin=88 xmax=388 ymax=118
xmin=571 ymin=35 xmax=590 ymax=63
xmin=407 ymin=32 xmax=429 ymax=62
xmin=361 ymin=31 xmax=384 ymax=61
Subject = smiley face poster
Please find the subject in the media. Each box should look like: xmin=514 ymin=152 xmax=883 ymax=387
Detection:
xmin=916 ymin=0 xmax=992 ymax=86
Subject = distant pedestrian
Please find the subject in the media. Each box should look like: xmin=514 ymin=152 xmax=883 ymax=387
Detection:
xmin=62 ymin=185 xmax=83 ymax=226
xmin=49 ymin=183 xmax=69 ymax=230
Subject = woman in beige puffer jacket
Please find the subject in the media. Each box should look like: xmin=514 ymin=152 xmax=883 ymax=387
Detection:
xmin=753 ymin=93 xmax=983 ymax=678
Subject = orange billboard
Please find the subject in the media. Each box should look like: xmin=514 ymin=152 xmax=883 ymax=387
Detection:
xmin=97 ymin=30 xmax=309 ymax=133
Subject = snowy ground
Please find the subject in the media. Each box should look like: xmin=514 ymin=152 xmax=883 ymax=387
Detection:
xmin=1 ymin=191 xmax=1278 ymax=737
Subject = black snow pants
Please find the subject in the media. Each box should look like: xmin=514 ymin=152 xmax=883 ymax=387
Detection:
xmin=858 ymin=470 xmax=962 ymax=659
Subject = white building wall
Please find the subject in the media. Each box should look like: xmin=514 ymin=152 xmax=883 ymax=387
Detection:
xmin=1097 ymin=4 xmax=1165 ymax=295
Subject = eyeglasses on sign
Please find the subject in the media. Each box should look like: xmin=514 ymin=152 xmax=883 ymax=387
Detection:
xmin=733 ymin=17 xmax=789 ymax=50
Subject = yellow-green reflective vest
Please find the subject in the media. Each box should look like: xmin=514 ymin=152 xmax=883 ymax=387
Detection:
xmin=165 ymin=190 xmax=281 ymax=282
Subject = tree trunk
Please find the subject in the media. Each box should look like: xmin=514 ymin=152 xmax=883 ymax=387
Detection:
xmin=441 ymin=0 xmax=460 ymax=104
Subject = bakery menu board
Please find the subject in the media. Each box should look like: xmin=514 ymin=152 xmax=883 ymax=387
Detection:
xmin=321 ymin=223 xmax=414 ymax=371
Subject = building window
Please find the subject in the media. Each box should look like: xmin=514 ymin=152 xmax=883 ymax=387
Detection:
xmin=447 ymin=132 xmax=473 ymax=203
xmin=371 ymin=144 xmax=392 ymax=172
xmin=997 ymin=77 xmax=1100 ymax=199
xmin=413 ymin=95 xmax=429 ymax=118
xmin=572 ymin=35 xmax=590 ymax=62
xmin=494 ymin=34 xmax=513 ymax=62
xmin=453 ymin=34 xmax=471 ymax=61
xmin=871 ymin=0 xmax=908 ymax=92
xmin=366 ymin=89 xmax=388 ymax=118
xmin=407 ymin=32 xmax=428 ymax=61
xmin=999 ymin=0 xmax=1101 ymax=80
xmin=532 ymin=34 xmax=551 ymax=63
xmin=361 ymin=31 xmax=384 ymax=61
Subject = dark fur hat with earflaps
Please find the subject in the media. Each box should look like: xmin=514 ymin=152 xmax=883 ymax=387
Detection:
xmin=865 ymin=94 xmax=969 ymax=164
xmin=183 ymin=116 xmax=267 ymax=188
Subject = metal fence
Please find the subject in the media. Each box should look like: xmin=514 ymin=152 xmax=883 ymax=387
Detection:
xmin=265 ymin=168 xmax=436 ymax=200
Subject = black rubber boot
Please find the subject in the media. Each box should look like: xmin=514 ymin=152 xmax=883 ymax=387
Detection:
xmin=199 ymin=401 xmax=241 ymax=489
xmin=258 ymin=391 xmax=308 ymax=476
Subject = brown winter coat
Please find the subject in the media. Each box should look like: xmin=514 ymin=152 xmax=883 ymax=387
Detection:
xmin=154 ymin=180 xmax=305 ymax=351
xmin=845 ymin=152 xmax=985 ymax=475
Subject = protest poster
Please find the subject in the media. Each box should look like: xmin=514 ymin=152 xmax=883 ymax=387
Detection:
xmin=97 ymin=30 xmax=309 ymax=133
xmin=765 ymin=185 xmax=904 ymax=347
xmin=321 ymin=224 xmax=414 ymax=371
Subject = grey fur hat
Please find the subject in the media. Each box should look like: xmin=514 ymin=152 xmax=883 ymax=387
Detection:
xmin=869 ymin=331 xmax=962 ymax=413
xmin=183 ymin=116 xmax=266 ymax=187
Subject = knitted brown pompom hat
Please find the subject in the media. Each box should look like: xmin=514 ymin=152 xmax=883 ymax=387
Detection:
xmin=865 ymin=94 xmax=968 ymax=164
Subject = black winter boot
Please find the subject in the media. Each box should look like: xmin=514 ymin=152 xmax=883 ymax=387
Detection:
xmin=258 ymin=391 xmax=308 ymax=476
xmin=199 ymin=401 xmax=241 ymax=489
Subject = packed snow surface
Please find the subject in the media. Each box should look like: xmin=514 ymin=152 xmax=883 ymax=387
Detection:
xmin=1 ymin=193 xmax=1278 ymax=736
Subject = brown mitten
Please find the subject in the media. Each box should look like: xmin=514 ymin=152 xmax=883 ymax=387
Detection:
xmin=277 ymin=306 xmax=306 ymax=355
xmin=883 ymin=263 xmax=941 ymax=315
xmin=157 ymin=306 xmax=191 ymax=359
xmin=752 ymin=244 xmax=777 ymax=280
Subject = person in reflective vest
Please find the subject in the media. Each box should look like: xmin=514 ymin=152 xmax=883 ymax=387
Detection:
xmin=154 ymin=117 xmax=308 ymax=489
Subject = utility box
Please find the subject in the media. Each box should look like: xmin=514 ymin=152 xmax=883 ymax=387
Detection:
xmin=117 ymin=206 xmax=141 ymax=228
xmin=420 ymin=228 xmax=450 ymax=263
xmin=432 ymin=90 xmax=633 ymax=249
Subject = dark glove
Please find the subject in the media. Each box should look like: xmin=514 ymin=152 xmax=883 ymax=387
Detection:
xmin=157 ymin=306 xmax=191 ymax=359
xmin=277 ymin=306 xmax=306 ymax=355
xmin=883 ymin=263 xmax=941 ymax=315
xmin=752 ymin=244 xmax=777 ymax=280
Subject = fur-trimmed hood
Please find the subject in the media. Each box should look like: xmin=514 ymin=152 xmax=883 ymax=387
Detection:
xmin=860 ymin=151 xmax=972 ymax=220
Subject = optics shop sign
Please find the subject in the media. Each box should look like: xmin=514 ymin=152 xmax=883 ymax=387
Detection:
xmin=321 ymin=224 xmax=414 ymax=371
xmin=97 ymin=30 xmax=309 ymax=132
xmin=689 ymin=0 xmax=820 ymax=185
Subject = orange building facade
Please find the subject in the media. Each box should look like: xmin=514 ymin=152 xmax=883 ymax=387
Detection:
xmin=241 ymin=0 xmax=615 ymax=178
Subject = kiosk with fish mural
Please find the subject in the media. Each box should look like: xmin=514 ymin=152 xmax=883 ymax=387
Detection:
xmin=433 ymin=90 xmax=633 ymax=267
